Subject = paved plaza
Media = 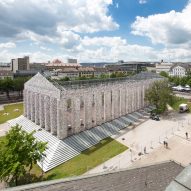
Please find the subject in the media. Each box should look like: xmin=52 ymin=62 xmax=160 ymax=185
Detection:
xmin=86 ymin=112 xmax=191 ymax=175
xmin=0 ymin=122 xmax=10 ymax=137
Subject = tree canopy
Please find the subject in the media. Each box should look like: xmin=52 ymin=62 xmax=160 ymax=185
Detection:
xmin=145 ymin=80 xmax=174 ymax=113
xmin=0 ymin=125 xmax=47 ymax=186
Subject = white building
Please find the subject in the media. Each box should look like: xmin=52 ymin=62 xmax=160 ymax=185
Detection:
xmin=169 ymin=64 xmax=191 ymax=77
xmin=156 ymin=62 xmax=173 ymax=74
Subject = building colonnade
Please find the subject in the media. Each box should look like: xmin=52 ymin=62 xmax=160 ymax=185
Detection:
xmin=24 ymin=79 xmax=154 ymax=139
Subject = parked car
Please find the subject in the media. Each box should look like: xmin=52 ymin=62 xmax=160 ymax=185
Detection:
xmin=179 ymin=104 xmax=189 ymax=113
xmin=150 ymin=113 xmax=160 ymax=121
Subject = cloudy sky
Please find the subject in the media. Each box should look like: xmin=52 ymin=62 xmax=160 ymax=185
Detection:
xmin=0 ymin=0 xmax=191 ymax=63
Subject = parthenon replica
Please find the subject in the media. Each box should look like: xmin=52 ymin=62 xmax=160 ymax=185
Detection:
xmin=23 ymin=72 xmax=162 ymax=139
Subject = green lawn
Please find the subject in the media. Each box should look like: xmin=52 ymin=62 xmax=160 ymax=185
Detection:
xmin=0 ymin=103 xmax=23 ymax=124
xmin=171 ymin=97 xmax=191 ymax=111
xmin=31 ymin=137 xmax=128 ymax=180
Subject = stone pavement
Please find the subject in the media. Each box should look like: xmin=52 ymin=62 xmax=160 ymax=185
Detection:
xmin=86 ymin=112 xmax=191 ymax=175
xmin=0 ymin=123 xmax=11 ymax=137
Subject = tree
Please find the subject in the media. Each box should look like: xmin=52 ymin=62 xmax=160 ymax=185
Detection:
xmin=1 ymin=78 xmax=14 ymax=99
xmin=0 ymin=125 xmax=47 ymax=186
xmin=13 ymin=77 xmax=29 ymax=97
xmin=145 ymin=80 xmax=173 ymax=113
xmin=110 ymin=72 xmax=117 ymax=78
xmin=159 ymin=71 xmax=169 ymax=78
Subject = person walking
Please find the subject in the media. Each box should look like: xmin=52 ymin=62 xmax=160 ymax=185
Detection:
xmin=186 ymin=132 xmax=188 ymax=140
xmin=163 ymin=141 xmax=166 ymax=148
xmin=144 ymin=146 xmax=146 ymax=154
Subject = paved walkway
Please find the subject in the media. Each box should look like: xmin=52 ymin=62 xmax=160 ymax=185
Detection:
xmin=0 ymin=123 xmax=11 ymax=137
xmin=86 ymin=112 xmax=191 ymax=175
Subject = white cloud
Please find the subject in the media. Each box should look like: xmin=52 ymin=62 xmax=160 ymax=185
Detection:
xmin=0 ymin=42 xmax=16 ymax=49
xmin=131 ymin=1 xmax=191 ymax=45
xmin=0 ymin=0 xmax=118 ymax=42
xmin=139 ymin=0 xmax=147 ymax=4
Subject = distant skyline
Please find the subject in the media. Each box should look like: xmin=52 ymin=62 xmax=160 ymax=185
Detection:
xmin=0 ymin=0 xmax=191 ymax=63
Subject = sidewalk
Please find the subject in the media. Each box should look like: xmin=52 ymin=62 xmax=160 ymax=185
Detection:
xmin=85 ymin=112 xmax=191 ymax=175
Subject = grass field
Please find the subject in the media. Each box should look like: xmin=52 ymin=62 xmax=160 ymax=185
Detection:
xmin=32 ymin=137 xmax=128 ymax=180
xmin=0 ymin=103 xmax=23 ymax=124
xmin=0 ymin=136 xmax=127 ymax=183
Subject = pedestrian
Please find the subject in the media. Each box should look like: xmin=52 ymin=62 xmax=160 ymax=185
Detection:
xmin=163 ymin=141 xmax=166 ymax=148
xmin=144 ymin=146 xmax=146 ymax=154
xmin=186 ymin=132 xmax=188 ymax=139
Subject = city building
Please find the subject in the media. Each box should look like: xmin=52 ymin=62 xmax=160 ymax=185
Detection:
xmin=169 ymin=63 xmax=191 ymax=77
xmin=155 ymin=61 xmax=172 ymax=74
xmin=0 ymin=70 xmax=13 ymax=79
xmin=105 ymin=61 xmax=149 ymax=74
xmin=11 ymin=56 xmax=30 ymax=73
xmin=51 ymin=68 xmax=79 ymax=80
xmin=46 ymin=59 xmax=81 ymax=71
xmin=0 ymin=62 xmax=11 ymax=71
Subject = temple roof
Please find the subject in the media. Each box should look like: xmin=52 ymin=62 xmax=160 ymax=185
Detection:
xmin=50 ymin=72 xmax=163 ymax=90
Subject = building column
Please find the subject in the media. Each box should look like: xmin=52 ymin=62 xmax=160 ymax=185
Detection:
xmin=57 ymin=99 xmax=68 ymax=139
xmin=31 ymin=92 xmax=35 ymax=122
xmin=84 ymin=94 xmax=92 ymax=129
xmin=26 ymin=90 xmax=31 ymax=119
xmin=125 ymin=87 xmax=129 ymax=114
xmin=39 ymin=95 xmax=45 ymax=128
xmin=112 ymin=89 xmax=119 ymax=119
xmin=35 ymin=93 xmax=40 ymax=125
xmin=71 ymin=97 xmax=81 ymax=133
xmin=95 ymin=92 xmax=103 ymax=125
xmin=23 ymin=89 xmax=27 ymax=117
xmin=132 ymin=85 xmax=136 ymax=112
xmin=121 ymin=87 xmax=126 ymax=116
xmin=104 ymin=91 xmax=111 ymax=121
xmin=44 ymin=96 xmax=51 ymax=131
xmin=50 ymin=97 xmax=57 ymax=135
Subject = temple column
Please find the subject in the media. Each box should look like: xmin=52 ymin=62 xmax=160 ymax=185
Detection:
xmin=135 ymin=85 xmax=138 ymax=111
xmin=39 ymin=95 xmax=45 ymax=128
xmin=129 ymin=87 xmax=133 ymax=113
xmin=121 ymin=87 xmax=126 ymax=115
xmin=26 ymin=90 xmax=31 ymax=119
xmin=44 ymin=96 xmax=51 ymax=131
xmin=31 ymin=92 xmax=35 ymax=122
xmin=84 ymin=94 xmax=92 ymax=129
xmin=132 ymin=85 xmax=136 ymax=112
xmin=95 ymin=92 xmax=103 ymax=125
xmin=50 ymin=97 xmax=57 ymax=135
xmin=104 ymin=91 xmax=111 ymax=121
xmin=111 ymin=89 xmax=117 ymax=119
xmin=23 ymin=89 xmax=27 ymax=117
xmin=57 ymin=99 xmax=68 ymax=139
xmin=71 ymin=97 xmax=81 ymax=133
xmin=125 ymin=87 xmax=129 ymax=114
xmin=35 ymin=93 xmax=40 ymax=125
xmin=119 ymin=89 xmax=122 ymax=116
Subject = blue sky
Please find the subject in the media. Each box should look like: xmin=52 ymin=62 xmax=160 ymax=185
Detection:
xmin=0 ymin=0 xmax=191 ymax=63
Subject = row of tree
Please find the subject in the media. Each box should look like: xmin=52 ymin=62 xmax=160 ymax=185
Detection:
xmin=58 ymin=72 xmax=136 ymax=81
xmin=0 ymin=77 xmax=30 ymax=99
xmin=160 ymin=71 xmax=191 ymax=86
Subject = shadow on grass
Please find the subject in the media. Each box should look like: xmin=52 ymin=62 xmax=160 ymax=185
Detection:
xmin=45 ymin=173 xmax=58 ymax=181
xmin=9 ymin=173 xmax=44 ymax=187
xmin=82 ymin=137 xmax=113 ymax=155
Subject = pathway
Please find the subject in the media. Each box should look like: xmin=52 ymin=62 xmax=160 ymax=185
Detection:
xmin=86 ymin=112 xmax=191 ymax=175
